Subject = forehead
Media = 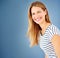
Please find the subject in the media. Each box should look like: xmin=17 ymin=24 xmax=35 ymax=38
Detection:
xmin=31 ymin=6 xmax=43 ymax=13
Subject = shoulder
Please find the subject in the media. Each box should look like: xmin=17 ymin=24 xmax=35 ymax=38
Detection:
xmin=47 ymin=24 xmax=60 ymax=35
xmin=46 ymin=24 xmax=60 ymax=39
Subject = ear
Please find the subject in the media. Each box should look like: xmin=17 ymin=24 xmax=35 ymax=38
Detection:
xmin=44 ymin=9 xmax=47 ymax=15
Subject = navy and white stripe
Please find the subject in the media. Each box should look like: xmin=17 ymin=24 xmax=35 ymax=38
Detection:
xmin=39 ymin=24 xmax=60 ymax=58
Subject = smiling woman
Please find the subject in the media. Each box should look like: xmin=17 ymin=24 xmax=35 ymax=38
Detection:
xmin=27 ymin=1 xmax=60 ymax=58
xmin=31 ymin=6 xmax=46 ymax=24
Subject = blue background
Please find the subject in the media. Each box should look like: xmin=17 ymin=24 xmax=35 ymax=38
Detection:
xmin=0 ymin=0 xmax=60 ymax=58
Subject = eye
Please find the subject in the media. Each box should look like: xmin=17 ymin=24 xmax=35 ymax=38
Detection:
xmin=37 ymin=11 xmax=41 ymax=13
xmin=32 ymin=13 xmax=35 ymax=15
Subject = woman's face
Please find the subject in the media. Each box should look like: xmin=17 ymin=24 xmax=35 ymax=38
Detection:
xmin=31 ymin=6 xmax=46 ymax=24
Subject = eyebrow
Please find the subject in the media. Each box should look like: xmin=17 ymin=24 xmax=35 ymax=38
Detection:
xmin=32 ymin=12 xmax=35 ymax=15
xmin=37 ymin=11 xmax=41 ymax=13
xmin=32 ymin=10 xmax=41 ymax=15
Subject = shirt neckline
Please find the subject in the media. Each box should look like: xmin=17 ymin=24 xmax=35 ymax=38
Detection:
xmin=41 ymin=23 xmax=52 ymax=36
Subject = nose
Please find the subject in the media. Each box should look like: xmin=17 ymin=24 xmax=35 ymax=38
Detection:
xmin=34 ymin=13 xmax=39 ymax=19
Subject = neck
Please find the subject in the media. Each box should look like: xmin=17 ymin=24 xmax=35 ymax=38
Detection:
xmin=39 ymin=22 xmax=51 ymax=35
xmin=39 ymin=22 xmax=49 ymax=29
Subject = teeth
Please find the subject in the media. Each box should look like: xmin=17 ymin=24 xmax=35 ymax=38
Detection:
xmin=37 ymin=19 xmax=40 ymax=21
xmin=36 ymin=19 xmax=38 ymax=20
xmin=37 ymin=19 xmax=38 ymax=20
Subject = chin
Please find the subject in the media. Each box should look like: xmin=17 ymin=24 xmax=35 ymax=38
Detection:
xmin=35 ymin=22 xmax=40 ymax=25
xmin=35 ymin=20 xmax=43 ymax=24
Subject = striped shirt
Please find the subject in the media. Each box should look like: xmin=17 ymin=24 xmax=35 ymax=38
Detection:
xmin=39 ymin=24 xmax=60 ymax=58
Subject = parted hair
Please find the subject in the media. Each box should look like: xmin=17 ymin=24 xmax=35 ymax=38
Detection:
xmin=27 ymin=1 xmax=51 ymax=47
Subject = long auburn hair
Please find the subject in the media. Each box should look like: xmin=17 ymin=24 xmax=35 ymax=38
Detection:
xmin=27 ymin=1 xmax=51 ymax=47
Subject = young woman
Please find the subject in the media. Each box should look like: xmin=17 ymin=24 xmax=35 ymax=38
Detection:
xmin=27 ymin=1 xmax=60 ymax=58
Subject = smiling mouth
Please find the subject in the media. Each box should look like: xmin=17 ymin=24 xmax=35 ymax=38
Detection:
xmin=36 ymin=17 xmax=42 ymax=21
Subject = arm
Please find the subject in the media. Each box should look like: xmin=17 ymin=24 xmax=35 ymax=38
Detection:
xmin=45 ymin=54 xmax=48 ymax=58
xmin=51 ymin=34 xmax=60 ymax=58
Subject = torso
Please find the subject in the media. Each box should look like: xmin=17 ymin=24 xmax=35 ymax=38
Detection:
xmin=39 ymin=24 xmax=60 ymax=58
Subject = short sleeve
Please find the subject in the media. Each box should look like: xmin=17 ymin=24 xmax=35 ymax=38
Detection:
xmin=52 ymin=25 xmax=60 ymax=36
xmin=47 ymin=24 xmax=60 ymax=40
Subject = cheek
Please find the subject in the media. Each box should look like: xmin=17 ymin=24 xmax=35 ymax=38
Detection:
xmin=39 ymin=12 xmax=44 ymax=16
xmin=32 ymin=15 xmax=35 ymax=21
xmin=40 ymin=13 xmax=45 ymax=18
